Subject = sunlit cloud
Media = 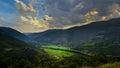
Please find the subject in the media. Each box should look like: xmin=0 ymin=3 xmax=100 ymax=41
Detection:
xmin=43 ymin=0 xmax=120 ymax=31
xmin=101 ymin=16 xmax=107 ymax=21
xmin=15 ymin=0 xmax=37 ymax=13
xmin=1 ymin=0 xmax=119 ymax=32
xmin=84 ymin=8 xmax=99 ymax=23
xmin=108 ymin=4 xmax=120 ymax=18
xmin=14 ymin=0 xmax=50 ymax=32
xmin=44 ymin=15 xmax=53 ymax=21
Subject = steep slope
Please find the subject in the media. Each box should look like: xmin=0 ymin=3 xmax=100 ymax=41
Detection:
xmin=0 ymin=27 xmax=30 ymax=42
xmin=0 ymin=32 xmax=48 ymax=67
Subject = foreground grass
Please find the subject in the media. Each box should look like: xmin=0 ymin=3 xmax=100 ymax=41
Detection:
xmin=98 ymin=62 xmax=120 ymax=68
xmin=80 ymin=62 xmax=120 ymax=68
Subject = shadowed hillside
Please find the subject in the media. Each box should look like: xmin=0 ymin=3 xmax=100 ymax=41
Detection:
xmin=0 ymin=27 xmax=30 ymax=42
xmin=27 ymin=18 xmax=120 ymax=57
xmin=0 ymin=31 xmax=48 ymax=68
xmin=28 ymin=18 xmax=120 ymax=47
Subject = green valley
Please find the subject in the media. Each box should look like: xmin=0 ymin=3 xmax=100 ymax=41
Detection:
xmin=0 ymin=18 xmax=120 ymax=68
xmin=41 ymin=45 xmax=74 ymax=57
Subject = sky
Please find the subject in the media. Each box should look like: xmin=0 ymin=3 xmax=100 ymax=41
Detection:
xmin=0 ymin=0 xmax=120 ymax=32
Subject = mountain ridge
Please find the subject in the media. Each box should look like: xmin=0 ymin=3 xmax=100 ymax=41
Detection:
xmin=28 ymin=18 xmax=120 ymax=47
xmin=0 ymin=27 xmax=30 ymax=42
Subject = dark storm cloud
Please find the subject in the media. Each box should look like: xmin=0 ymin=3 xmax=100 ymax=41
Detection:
xmin=45 ymin=0 xmax=120 ymax=15
xmin=43 ymin=0 xmax=120 ymax=28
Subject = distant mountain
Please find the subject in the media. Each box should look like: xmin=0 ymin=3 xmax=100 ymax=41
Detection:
xmin=27 ymin=30 xmax=56 ymax=39
xmin=0 ymin=19 xmax=120 ymax=67
xmin=28 ymin=18 xmax=120 ymax=47
xmin=0 ymin=27 xmax=30 ymax=42
xmin=27 ymin=18 xmax=120 ymax=56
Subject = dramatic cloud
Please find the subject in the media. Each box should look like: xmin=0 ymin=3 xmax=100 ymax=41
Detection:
xmin=12 ymin=0 xmax=120 ymax=32
xmin=14 ymin=0 xmax=51 ymax=32
xmin=108 ymin=4 xmax=120 ymax=18
xmin=43 ymin=0 xmax=120 ymax=29
xmin=44 ymin=15 xmax=53 ymax=21
xmin=15 ymin=0 xmax=37 ymax=13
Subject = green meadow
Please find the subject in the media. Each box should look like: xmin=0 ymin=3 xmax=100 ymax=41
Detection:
xmin=41 ymin=45 xmax=74 ymax=57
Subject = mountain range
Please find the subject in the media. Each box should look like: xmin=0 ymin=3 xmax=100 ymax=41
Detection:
xmin=28 ymin=18 xmax=120 ymax=46
xmin=27 ymin=18 xmax=120 ymax=56
xmin=0 ymin=18 xmax=120 ymax=67
xmin=0 ymin=18 xmax=120 ymax=57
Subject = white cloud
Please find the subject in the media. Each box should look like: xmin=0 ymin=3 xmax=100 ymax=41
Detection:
xmin=44 ymin=15 xmax=53 ymax=21
xmin=14 ymin=0 xmax=51 ymax=32
xmin=13 ymin=0 xmax=120 ymax=32
xmin=108 ymin=4 xmax=120 ymax=18
xmin=15 ymin=0 xmax=37 ymax=13
xmin=20 ymin=15 xmax=48 ymax=28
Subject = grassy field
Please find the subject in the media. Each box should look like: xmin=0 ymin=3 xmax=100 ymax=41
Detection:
xmin=98 ymin=62 xmax=120 ymax=68
xmin=41 ymin=45 xmax=74 ymax=57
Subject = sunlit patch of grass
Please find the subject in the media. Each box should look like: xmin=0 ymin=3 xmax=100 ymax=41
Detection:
xmin=44 ymin=49 xmax=74 ymax=57
xmin=42 ymin=45 xmax=70 ymax=50
xmin=41 ymin=45 xmax=74 ymax=57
